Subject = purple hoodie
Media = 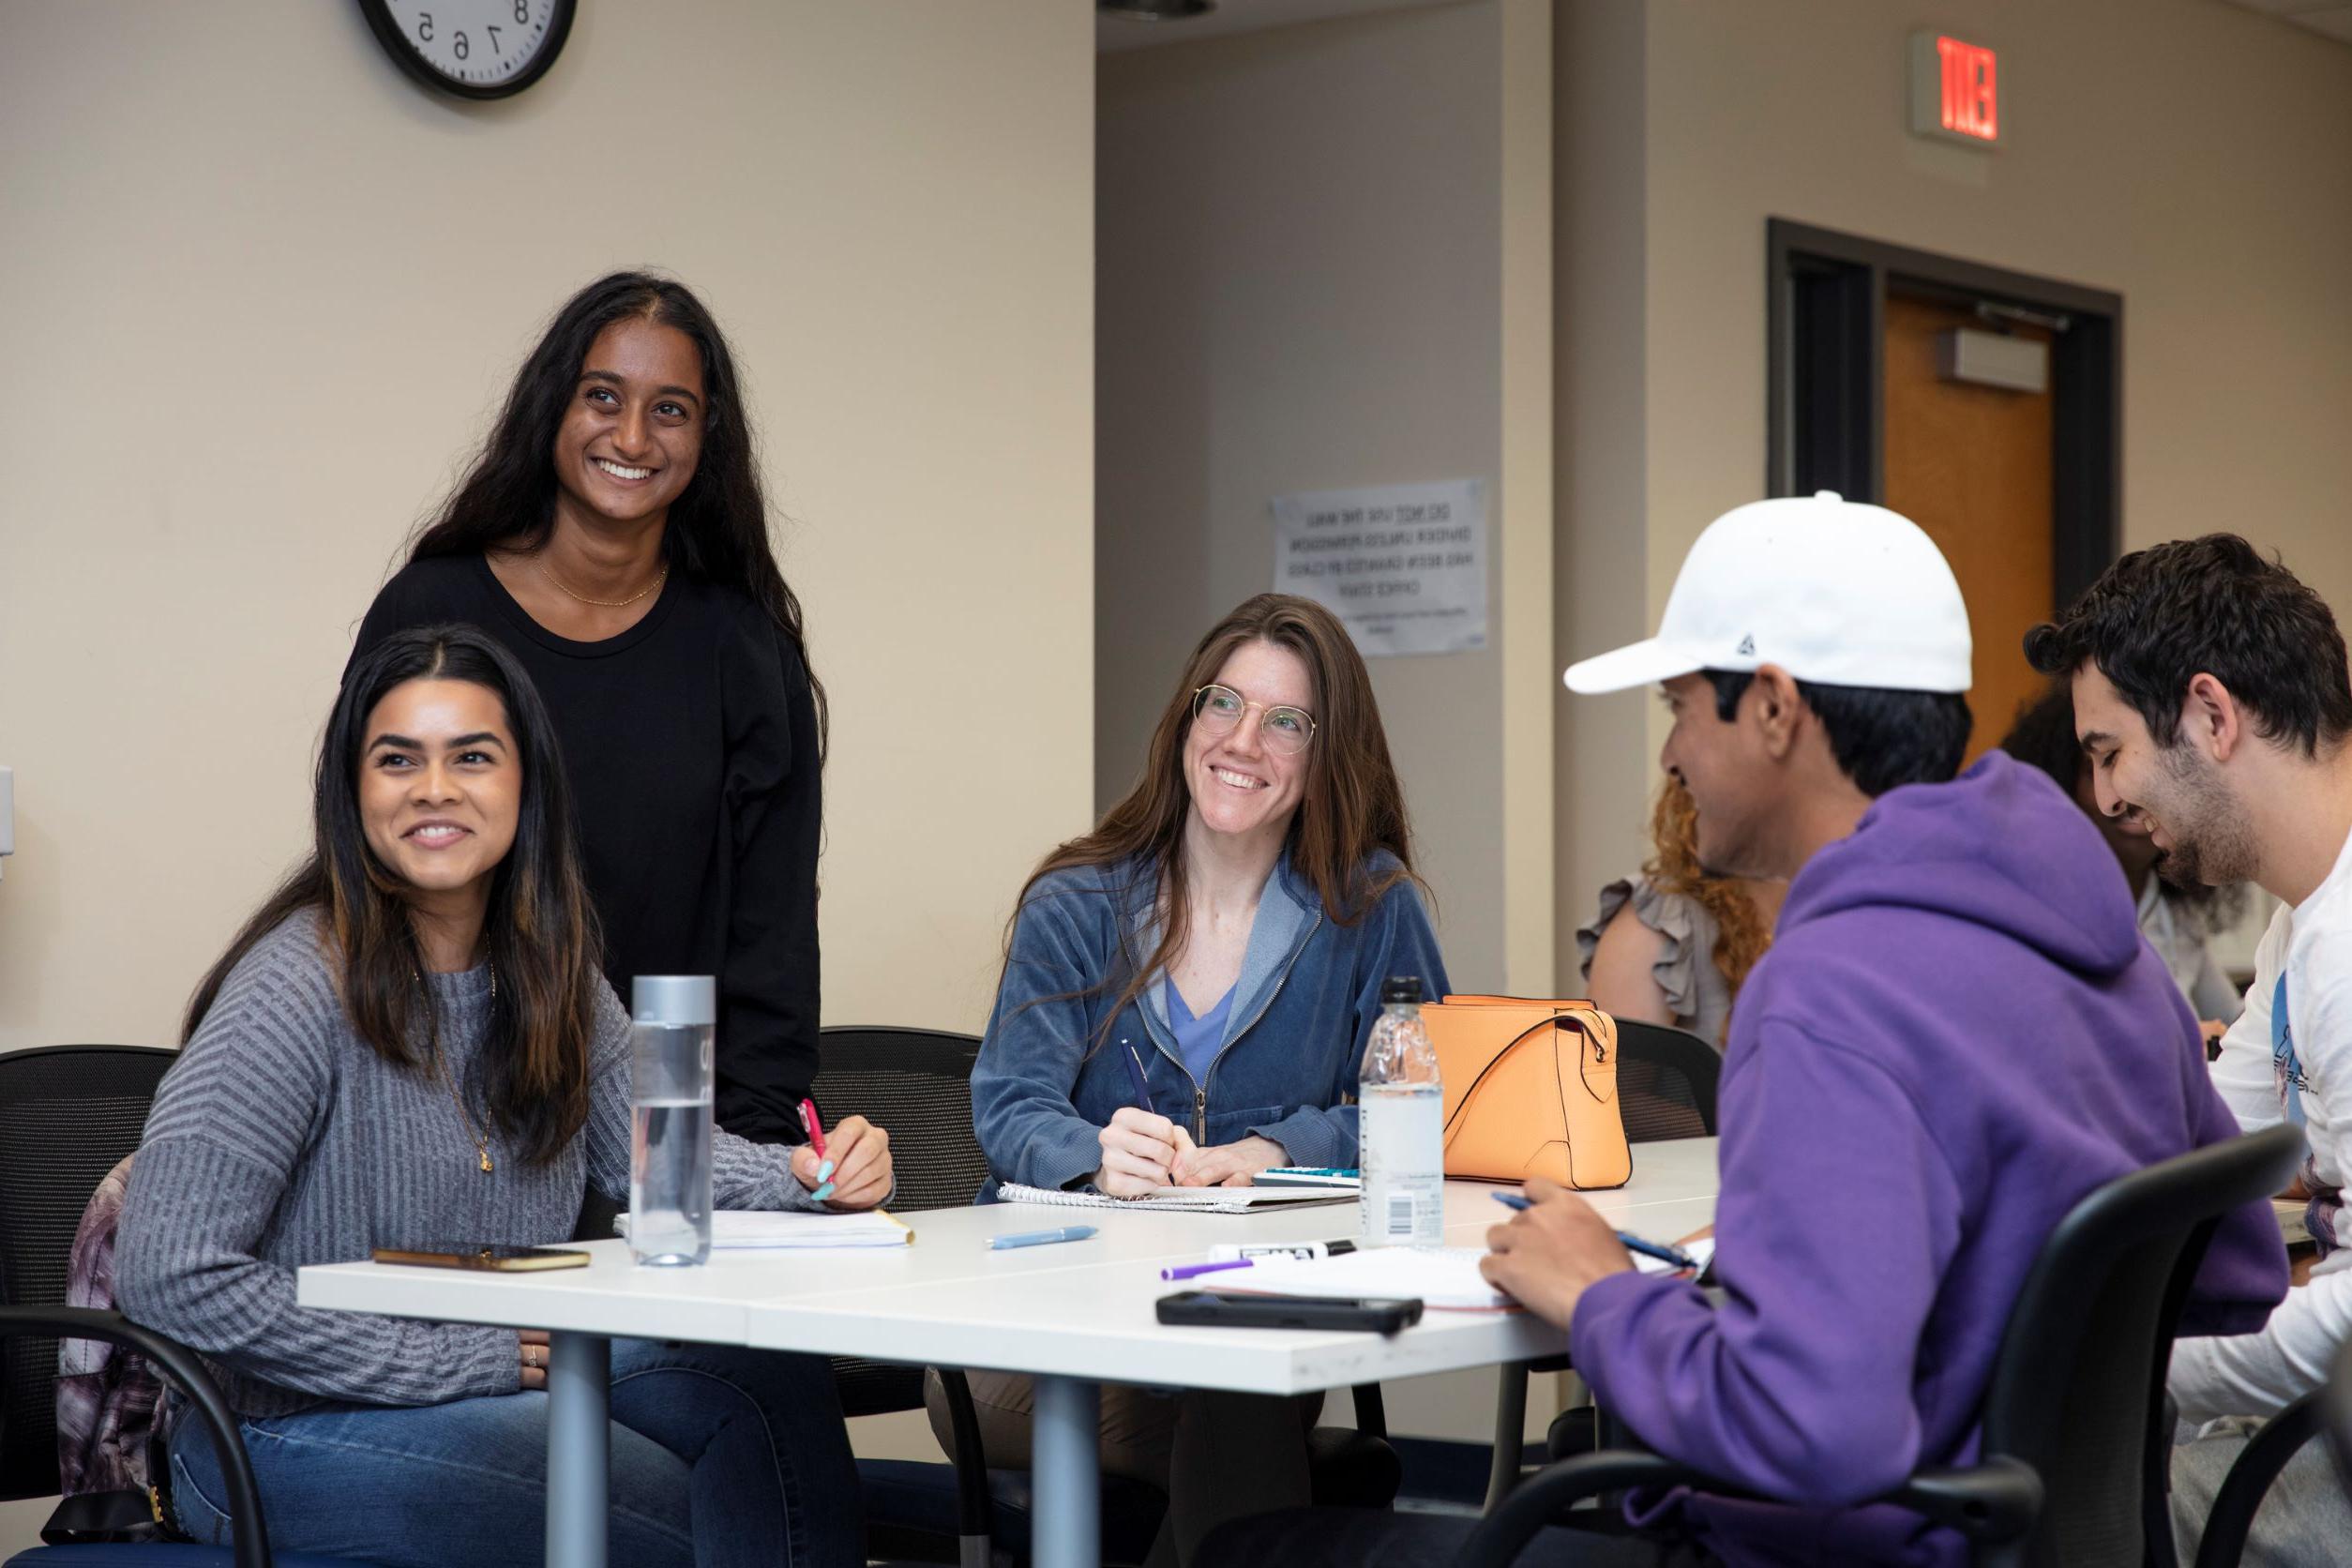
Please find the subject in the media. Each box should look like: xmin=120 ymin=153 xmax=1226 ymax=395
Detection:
xmin=1568 ymin=752 xmax=2286 ymax=1566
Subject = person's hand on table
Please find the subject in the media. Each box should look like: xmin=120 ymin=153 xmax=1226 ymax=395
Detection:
xmin=1480 ymin=1178 xmax=1635 ymax=1331
xmin=1094 ymin=1107 xmax=1195 ymax=1196
xmin=520 ymin=1329 xmax=550 ymax=1392
xmin=791 ymin=1114 xmax=893 ymax=1210
xmin=1172 ymin=1135 xmax=1288 ymax=1187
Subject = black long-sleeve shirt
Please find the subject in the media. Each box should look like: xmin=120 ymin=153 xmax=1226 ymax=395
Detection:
xmin=353 ymin=554 xmax=822 ymax=1142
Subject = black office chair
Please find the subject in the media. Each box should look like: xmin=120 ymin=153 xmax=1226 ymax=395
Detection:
xmin=1480 ymin=1020 xmax=1722 ymax=1510
xmin=813 ymin=1026 xmax=1399 ymax=1567
xmin=1453 ymin=1123 xmax=2307 ymax=1568
xmin=0 ymin=1044 xmax=374 ymax=1567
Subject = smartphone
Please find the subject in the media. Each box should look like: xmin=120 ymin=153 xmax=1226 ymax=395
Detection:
xmin=371 ymin=1244 xmax=591 ymax=1272
xmin=1155 ymin=1290 xmax=1423 ymax=1335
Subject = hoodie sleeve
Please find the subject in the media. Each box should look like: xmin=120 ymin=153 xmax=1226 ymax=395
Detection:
xmin=1244 ymin=878 xmax=1450 ymax=1169
xmin=969 ymin=884 xmax=1123 ymax=1193
xmin=1568 ymin=1018 xmax=1961 ymax=1504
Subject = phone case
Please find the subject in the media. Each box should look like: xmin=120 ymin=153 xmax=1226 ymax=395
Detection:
xmin=371 ymin=1246 xmax=591 ymax=1272
xmin=1153 ymin=1289 xmax=1423 ymax=1334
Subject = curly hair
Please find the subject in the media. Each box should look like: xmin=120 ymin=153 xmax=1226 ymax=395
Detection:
xmin=2024 ymin=534 xmax=2352 ymax=759
xmin=1641 ymin=776 xmax=1772 ymax=1033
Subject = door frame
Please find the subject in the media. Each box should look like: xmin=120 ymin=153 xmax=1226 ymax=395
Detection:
xmin=1766 ymin=219 xmax=2122 ymax=608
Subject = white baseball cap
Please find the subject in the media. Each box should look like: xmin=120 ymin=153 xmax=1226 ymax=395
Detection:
xmin=1561 ymin=492 xmax=1972 ymax=695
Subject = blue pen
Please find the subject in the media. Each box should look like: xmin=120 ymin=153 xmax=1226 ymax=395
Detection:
xmin=986 ymin=1225 xmax=1099 ymax=1251
xmin=1121 ymin=1042 xmax=1156 ymax=1115
xmin=1489 ymin=1193 xmax=1700 ymax=1271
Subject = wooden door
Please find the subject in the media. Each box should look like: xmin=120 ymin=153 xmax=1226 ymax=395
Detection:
xmin=1881 ymin=294 xmax=2054 ymax=761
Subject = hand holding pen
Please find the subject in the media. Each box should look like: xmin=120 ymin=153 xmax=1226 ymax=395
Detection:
xmin=1492 ymin=1192 xmax=1701 ymax=1271
xmin=1093 ymin=1042 xmax=1194 ymax=1197
xmin=790 ymin=1099 xmax=895 ymax=1210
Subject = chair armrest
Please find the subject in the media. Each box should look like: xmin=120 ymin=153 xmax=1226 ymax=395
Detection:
xmin=1453 ymin=1448 xmax=2043 ymax=1568
xmin=2193 ymin=1390 xmax=2324 ymax=1568
xmin=0 ymin=1305 xmax=272 ymax=1568
xmin=932 ymin=1367 xmax=995 ymax=1542
xmin=1880 ymin=1458 xmax=2043 ymax=1540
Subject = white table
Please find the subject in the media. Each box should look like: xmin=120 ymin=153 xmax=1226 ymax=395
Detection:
xmin=297 ymin=1138 xmax=1719 ymax=1568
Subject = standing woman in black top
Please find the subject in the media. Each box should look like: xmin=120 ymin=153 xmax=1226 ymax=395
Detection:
xmin=354 ymin=272 xmax=824 ymax=1144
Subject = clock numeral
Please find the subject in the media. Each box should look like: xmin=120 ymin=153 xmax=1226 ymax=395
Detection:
xmin=487 ymin=23 xmax=503 ymax=54
xmin=416 ymin=11 xmax=433 ymax=42
xmin=515 ymin=0 xmax=529 ymax=22
xmin=453 ymin=30 xmax=468 ymax=60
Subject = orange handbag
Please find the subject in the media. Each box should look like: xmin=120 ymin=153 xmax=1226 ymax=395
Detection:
xmin=1422 ymin=994 xmax=1631 ymax=1190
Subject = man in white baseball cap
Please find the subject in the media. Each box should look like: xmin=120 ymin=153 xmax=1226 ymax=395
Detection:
xmin=1560 ymin=490 xmax=1975 ymax=881
xmin=1210 ymin=494 xmax=2284 ymax=1565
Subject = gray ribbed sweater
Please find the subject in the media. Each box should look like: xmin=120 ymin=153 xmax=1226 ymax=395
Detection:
xmin=115 ymin=911 xmax=822 ymax=1419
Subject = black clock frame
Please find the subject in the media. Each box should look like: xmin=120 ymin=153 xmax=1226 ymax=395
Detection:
xmin=355 ymin=0 xmax=577 ymax=101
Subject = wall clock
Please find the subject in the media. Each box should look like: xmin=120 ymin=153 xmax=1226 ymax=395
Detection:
xmin=357 ymin=0 xmax=576 ymax=100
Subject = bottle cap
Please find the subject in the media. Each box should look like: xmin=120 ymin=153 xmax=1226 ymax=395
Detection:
xmin=1380 ymin=975 xmax=1425 ymax=1005
xmin=632 ymin=975 xmax=716 ymax=1026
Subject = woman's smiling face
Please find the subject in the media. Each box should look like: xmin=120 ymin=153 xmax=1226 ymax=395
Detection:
xmin=1183 ymin=639 xmax=1315 ymax=845
xmin=550 ymin=317 xmax=706 ymax=532
xmin=357 ymin=678 xmax=520 ymax=902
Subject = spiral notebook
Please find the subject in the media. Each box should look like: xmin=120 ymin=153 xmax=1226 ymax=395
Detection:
xmin=995 ymin=1183 xmax=1354 ymax=1214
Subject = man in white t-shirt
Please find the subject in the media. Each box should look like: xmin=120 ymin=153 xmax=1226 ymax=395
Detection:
xmin=2028 ymin=533 xmax=2352 ymax=1565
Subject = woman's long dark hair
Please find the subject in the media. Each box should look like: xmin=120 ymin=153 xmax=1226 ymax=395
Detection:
xmin=1009 ymin=595 xmax=1422 ymax=1046
xmin=408 ymin=270 xmax=825 ymax=753
xmin=1999 ymin=681 xmax=2244 ymax=932
xmin=186 ymin=626 xmax=605 ymax=1165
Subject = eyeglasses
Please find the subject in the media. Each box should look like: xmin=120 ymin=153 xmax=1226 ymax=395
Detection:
xmin=1191 ymin=684 xmax=1318 ymax=756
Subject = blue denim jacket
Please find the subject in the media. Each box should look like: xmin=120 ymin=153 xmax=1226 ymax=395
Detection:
xmin=971 ymin=850 xmax=1450 ymax=1196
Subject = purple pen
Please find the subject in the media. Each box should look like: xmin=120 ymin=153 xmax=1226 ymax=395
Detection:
xmin=1160 ymin=1258 xmax=1254 ymax=1282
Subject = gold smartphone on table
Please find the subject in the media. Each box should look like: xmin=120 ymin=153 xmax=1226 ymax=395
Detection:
xmin=371 ymin=1244 xmax=591 ymax=1272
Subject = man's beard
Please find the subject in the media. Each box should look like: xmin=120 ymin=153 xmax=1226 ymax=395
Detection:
xmin=2149 ymin=744 xmax=2256 ymax=888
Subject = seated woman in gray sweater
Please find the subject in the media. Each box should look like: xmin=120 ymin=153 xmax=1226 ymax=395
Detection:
xmin=115 ymin=625 xmax=891 ymax=1568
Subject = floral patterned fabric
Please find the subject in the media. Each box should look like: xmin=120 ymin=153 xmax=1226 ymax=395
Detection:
xmin=55 ymin=1154 xmax=164 ymax=1500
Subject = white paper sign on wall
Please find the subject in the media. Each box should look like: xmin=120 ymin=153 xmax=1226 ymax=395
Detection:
xmin=1272 ymin=479 xmax=1488 ymax=657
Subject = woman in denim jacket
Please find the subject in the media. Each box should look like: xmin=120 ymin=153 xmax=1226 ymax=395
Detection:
xmin=933 ymin=593 xmax=1448 ymax=1567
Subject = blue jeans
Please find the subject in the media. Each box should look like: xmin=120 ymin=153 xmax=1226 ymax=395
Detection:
xmin=167 ymin=1338 xmax=862 ymax=1568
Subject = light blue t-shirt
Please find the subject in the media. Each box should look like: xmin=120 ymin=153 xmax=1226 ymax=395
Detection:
xmin=1164 ymin=979 xmax=1236 ymax=1086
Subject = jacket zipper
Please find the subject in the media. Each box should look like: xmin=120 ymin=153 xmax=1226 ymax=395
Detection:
xmin=1190 ymin=910 xmax=1321 ymax=1143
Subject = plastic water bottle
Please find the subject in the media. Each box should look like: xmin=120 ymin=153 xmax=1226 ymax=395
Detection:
xmin=1359 ymin=975 xmax=1444 ymax=1248
xmin=629 ymin=975 xmax=716 ymax=1267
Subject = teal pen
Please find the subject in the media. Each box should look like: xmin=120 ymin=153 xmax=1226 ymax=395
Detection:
xmin=1488 ymin=1191 xmax=1701 ymax=1272
xmin=986 ymin=1225 xmax=1099 ymax=1250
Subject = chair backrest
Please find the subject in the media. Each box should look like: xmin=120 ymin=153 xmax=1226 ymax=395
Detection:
xmin=1975 ymin=1122 xmax=2304 ymax=1568
xmin=811 ymin=1026 xmax=989 ymax=1214
xmin=0 ymin=1045 xmax=177 ymax=1500
xmin=1608 ymin=1020 xmax=1719 ymax=1142
xmin=810 ymin=1026 xmax=988 ymax=1420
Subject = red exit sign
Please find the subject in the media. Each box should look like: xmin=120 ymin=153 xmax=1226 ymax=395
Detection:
xmin=1909 ymin=32 xmax=1999 ymax=147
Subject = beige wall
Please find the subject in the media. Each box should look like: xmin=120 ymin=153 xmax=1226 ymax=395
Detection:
xmin=0 ymin=2 xmax=1095 ymax=1058
xmin=1096 ymin=0 xmax=1559 ymax=1448
xmin=1095 ymin=0 xmax=1555 ymax=997
xmin=1555 ymin=0 xmax=2352 ymax=982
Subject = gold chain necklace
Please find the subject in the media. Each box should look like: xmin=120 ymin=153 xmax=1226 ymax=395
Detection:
xmin=538 ymin=555 xmax=667 ymax=609
xmin=421 ymin=961 xmax=498 ymax=1174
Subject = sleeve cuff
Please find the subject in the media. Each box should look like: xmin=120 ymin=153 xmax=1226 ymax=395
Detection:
xmin=1566 ymin=1268 xmax=1686 ymax=1388
xmin=1244 ymin=1108 xmax=1343 ymax=1169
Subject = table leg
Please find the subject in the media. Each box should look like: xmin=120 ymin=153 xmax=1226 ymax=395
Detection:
xmin=546 ymin=1331 xmax=611 ymax=1568
xmin=1485 ymin=1361 xmax=1530 ymax=1511
xmin=1031 ymin=1373 xmax=1102 ymax=1568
